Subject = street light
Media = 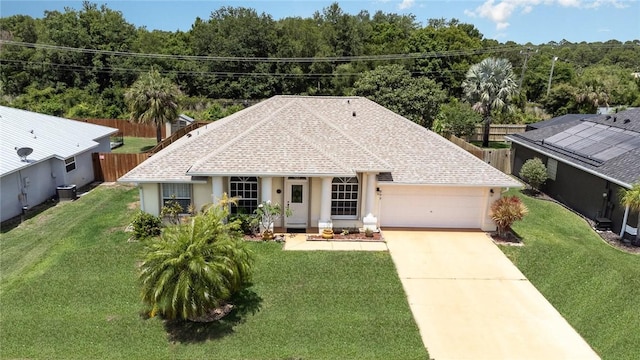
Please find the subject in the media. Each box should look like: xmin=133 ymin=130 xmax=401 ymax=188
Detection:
xmin=547 ymin=56 xmax=559 ymax=96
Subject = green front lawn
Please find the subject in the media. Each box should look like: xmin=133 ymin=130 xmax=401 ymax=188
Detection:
xmin=111 ymin=136 xmax=156 ymax=153
xmin=501 ymin=190 xmax=640 ymax=360
xmin=0 ymin=185 xmax=426 ymax=359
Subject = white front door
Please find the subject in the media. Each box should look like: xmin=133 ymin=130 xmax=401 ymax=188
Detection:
xmin=284 ymin=178 xmax=308 ymax=228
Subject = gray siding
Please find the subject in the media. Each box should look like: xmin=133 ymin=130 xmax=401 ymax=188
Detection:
xmin=512 ymin=143 xmax=638 ymax=236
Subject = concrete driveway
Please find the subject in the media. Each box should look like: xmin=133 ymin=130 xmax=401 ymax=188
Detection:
xmin=385 ymin=230 xmax=600 ymax=360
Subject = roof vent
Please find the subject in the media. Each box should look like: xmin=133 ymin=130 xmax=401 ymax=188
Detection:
xmin=16 ymin=147 xmax=33 ymax=162
xmin=605 ymin=115 xmax=611 ymax=120
xmin=352 ymin=111 xmax=356 ymax=117
xmin=623 ymin=119 xmax=630 ymax=124
xmin=613 ymin=117 xmax=617 ymax=122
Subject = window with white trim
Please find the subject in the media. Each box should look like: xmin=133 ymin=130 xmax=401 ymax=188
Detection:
xmin=547 ymin=158 xmax=558 ymax=181
xmin=331 ymin=177 xmax=359 ymax=217
xmin=229 ymin=176 xmax=258 ymax=214
xmin=65 ymin=157 xmax=76 ymax=172
xmin=162 ymin=183 xmax=192 ymax=212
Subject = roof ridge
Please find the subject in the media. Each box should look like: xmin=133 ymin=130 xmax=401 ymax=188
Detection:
xmin=292 ymin=98 xmax=392 ymax=171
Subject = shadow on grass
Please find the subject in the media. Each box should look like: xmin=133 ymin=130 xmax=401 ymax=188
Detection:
xmin=141 ymin=145 xmax=155 ymax=152
xmin=164 ymin=288 xmax=263 ymax=343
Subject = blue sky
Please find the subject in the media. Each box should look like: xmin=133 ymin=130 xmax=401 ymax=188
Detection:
xmin=2 ymin=0 xmax=639 ymax=44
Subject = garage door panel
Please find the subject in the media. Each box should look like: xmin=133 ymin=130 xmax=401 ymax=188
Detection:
xmin=380 ymin=186 xmax=486 ymax=228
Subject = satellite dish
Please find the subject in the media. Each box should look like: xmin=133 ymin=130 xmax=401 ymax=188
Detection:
xmin=16 ymin=147 xmax=33 ymax=162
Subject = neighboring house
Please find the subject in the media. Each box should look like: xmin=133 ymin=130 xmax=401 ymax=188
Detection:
xmin=525 ymin=114 xmax=598 ymax=131
xmin=165 ymin=114 xmax=195 ymax=138
xmin=119 ymin=96 xmax=520 ymax=231
xmin=0 ymin=106 xmax=118 ymax=222
xmin=507 ymin=109 xmax=640 ymax=238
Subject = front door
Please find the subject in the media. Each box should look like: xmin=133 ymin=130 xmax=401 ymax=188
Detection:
xmin=285 ymin=178 xmax=308 ymax=228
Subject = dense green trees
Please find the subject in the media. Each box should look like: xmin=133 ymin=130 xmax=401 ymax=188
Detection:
xmin=0 ymin=2 xmax=638 ymax=124
xmin=353 ymin=64 xmax=446 ymax=127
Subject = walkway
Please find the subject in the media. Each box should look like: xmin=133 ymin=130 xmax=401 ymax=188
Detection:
xmin=385 ymin=230 xmax=600 ymax=360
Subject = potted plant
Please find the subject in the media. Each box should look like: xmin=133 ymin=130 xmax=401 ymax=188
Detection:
xmin=254 ymin=201 xmax=291 ymax=240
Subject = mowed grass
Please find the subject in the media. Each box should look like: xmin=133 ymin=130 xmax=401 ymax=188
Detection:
xmin=500 ymin=190 xmax=640 ymax=360
xmin=111 ymin=136 xmax=156 ymax=153
xmin=0 ymin=185 xmax=426 ymax=359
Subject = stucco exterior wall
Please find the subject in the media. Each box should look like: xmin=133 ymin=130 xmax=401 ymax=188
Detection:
xmin=140 ymin=183 xmax=160 ymax=216
xmin=1 ymin=160 xmax=56 ymax=222
xmin=64 ymin=151 xmax=95 ymax=188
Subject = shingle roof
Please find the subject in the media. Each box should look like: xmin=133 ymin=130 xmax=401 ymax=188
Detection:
xmin=507 ymin=108 xmax=640 ymax=187
xmin=120 ymin=96 xmax=520 ymax=187
xmin=0 ymin=106 xmax=118 ymax=176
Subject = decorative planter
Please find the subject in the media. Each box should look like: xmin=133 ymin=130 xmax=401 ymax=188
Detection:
xmin=262 ymin=230 xmax=274 ymax=241
xmin=321 ymin=229 xmax=334 ymax=239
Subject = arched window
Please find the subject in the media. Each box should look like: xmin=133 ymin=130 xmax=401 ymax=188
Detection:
xmin=331 ymin=177 xmax=359 ymax=217
xmin=229 ymin=176 xmax=258 ymax=214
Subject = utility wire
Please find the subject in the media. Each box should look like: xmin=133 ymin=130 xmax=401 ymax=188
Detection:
xmin=1 ymin=40 xmax=524 ymax=62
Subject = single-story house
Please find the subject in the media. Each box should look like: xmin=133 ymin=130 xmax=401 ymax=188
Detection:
xmin=507 ymin=109 xmax=640 ymax=239
xmin=0 ymin=106 xmax=118 ymax=222
xmin=119 ymin=96 xmax=520 ymax=231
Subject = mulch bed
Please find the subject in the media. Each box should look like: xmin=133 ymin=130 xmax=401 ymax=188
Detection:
xmin=307 ymin=232 xmax=384 ymax=242
xmin=490 ymin=230 xmax=524 ymax=246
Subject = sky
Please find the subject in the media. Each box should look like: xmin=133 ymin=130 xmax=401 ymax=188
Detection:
xmin=1 ymin=0 xmax=639 ymax=44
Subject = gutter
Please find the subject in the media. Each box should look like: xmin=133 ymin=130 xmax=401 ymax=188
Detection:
xmin=507 ymin=135 xmax=633 ymax=189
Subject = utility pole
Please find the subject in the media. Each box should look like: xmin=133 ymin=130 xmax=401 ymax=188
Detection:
xmin=547 ymin=56 xmax=559 ymax=96
xmin=518 ymin=47 xmax=537 ymax=91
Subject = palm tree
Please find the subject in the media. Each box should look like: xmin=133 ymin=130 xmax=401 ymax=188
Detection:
xmin=139 ymin=204 xmax=253 ymax=320
xmin=124 ymin=69 xmax=181 ymax=143
xmin=462 ymin=57 xmax=518 ymax=147
xmin=620 ymin=182 xmax=640 ymax=246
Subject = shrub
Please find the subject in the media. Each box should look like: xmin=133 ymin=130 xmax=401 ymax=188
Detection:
xmin=229 ymin=212 xmax=259 ymax=235
xmin=519 ymin=157 xmax=548 ymax=191
xmin=160 ymin=196 xmax=184 ymax=225
xmin=490 ymin=196 xmax=528 ymax=237
xmin=139 ymin=203 xmax=254 ymax=321
xmin=131 ymin=211 xmax=162 ymax=240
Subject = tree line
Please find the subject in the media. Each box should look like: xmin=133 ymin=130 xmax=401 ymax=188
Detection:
xmin=1 ymin=1 xmax=639 ymax=126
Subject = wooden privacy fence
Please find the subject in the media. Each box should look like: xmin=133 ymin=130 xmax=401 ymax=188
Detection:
xmin=449 ymin=135 xmax=513 ymax=174
xmin=76 ymin=118 xmax=166 ymax=138
xmin=145 ymin=121 xmax=208 ymax=154
xmin=92 ymin=153 xmax=151 ymax=182
xmin=470 ymin=124 xmax=526 ymax=142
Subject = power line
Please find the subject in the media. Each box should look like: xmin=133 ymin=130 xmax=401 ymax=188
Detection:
xmin=1 ymin=40 xmax=523 ymax=63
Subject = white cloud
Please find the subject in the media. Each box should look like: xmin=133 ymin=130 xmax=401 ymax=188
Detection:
xmin=398 ymin=0 xmax=415 ymax=10
xmin=465 ymin=0 xmax=628 ymax=30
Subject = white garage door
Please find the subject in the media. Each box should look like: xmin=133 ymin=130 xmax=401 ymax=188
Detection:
xmin=380 ymin=185 xmax=487 ymax=228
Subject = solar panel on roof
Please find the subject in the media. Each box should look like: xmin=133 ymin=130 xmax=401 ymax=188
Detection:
xmin=566 ymin=138 xmax=598 ymax=151
xmin=580 ymin=142 xmax=611 ymax=156
xmin=593 ymin=146 xmax=630 ymax=161
xmin=542 ymin=121 xmax=640 ymax=164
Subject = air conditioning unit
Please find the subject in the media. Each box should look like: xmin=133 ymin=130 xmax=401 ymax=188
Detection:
xmin=56 ymin=185 xmax=77 ymax=201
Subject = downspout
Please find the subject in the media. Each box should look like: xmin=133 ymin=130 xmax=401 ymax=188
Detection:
xmin=138 ymin=185 xmax=145 ymax=213
xmin=620 ymin=205 xmax=630 ymax=238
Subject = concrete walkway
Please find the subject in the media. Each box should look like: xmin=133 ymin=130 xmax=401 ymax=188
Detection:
xmin=385 ymin=230 xmax=600 ymax=360
xmin=283 ymin=234 xmax=387 ymax=251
